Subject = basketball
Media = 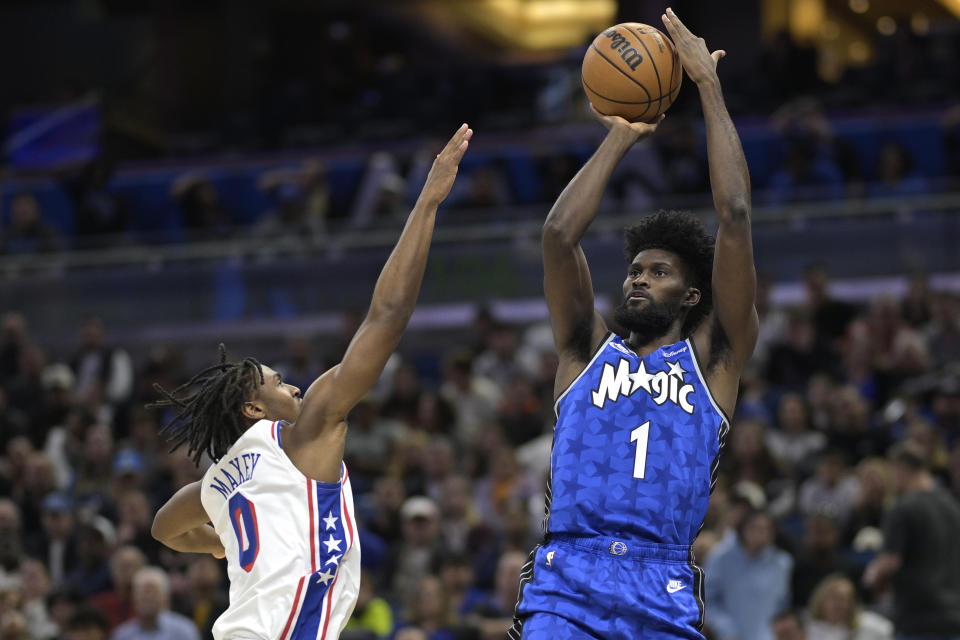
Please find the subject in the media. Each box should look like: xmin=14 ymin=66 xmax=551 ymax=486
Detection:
xmin=581 ymin=22 xmax=682 ymax=122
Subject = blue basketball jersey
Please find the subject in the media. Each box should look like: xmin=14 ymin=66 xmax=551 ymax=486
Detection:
xmin=545 ymin=333 xmax=729 ymax=547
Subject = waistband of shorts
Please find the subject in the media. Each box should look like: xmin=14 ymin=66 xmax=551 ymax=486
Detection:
xmin=547 ymin=534 xmax=692 ymax=562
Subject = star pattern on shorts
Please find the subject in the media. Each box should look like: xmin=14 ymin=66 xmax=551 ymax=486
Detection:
xmin=315 ymin=568 xmax=335 ymax=585
xmin=322 ymin=511 xmax=339 ymax=531
xmin=325 ymin=553 xmax=342 ymax=567
xmin=322 ymin=535 xmax=342 ymax=553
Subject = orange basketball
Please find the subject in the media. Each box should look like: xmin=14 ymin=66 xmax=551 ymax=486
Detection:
xmin=582 ymin=22 xmax=682 ymax=122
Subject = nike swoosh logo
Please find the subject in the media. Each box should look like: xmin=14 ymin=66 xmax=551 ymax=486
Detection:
xmin=666 ymin=584 xmax=686 ymax=593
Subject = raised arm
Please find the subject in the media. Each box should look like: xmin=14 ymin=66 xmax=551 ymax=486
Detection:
xmin=296 ymin=125 xmax=471 ymax=434
xmin=663 ymin=9 xmax=758 ymax=371
xmin=544 ymin=111 xmax=660 ymax=394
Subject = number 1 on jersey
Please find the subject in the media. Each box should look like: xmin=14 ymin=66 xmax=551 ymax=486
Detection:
xmin=630 ymin=422 xmax=651 ymax=479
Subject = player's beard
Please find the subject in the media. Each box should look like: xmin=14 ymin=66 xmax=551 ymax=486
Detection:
xmin=613 ymin=292 xmax=684 ymax=345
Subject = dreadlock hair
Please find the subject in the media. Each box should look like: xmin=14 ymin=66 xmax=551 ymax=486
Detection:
xmin=147 ymin=344 xmax=264 ymax=465
xmin=623 ymin=209 xmax=715 ymax=338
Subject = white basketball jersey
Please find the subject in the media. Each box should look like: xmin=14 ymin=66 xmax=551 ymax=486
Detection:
xmin=200 ymin=420 xmax=360 ymax=640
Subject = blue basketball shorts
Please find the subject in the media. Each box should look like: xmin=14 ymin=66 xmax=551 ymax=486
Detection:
xmin=509 ymin=535 xmax=706 ymax=640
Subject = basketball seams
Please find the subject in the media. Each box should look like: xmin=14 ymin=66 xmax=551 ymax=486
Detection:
xmin=622 ymin=24 xmax=664 ymax=118
xmin=582 ymin=75 xmax=668 ymax=105
xmin=588 ymin=44 xmax=653 ymax=102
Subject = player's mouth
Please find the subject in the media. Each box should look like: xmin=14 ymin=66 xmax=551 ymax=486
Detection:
xmin=628 ymin=291 xmax=649 ymax=302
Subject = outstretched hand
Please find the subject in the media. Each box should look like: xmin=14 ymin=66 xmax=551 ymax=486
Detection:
xmin=419 ymin=123 xmax=473 ymax=207
xmin=589 ymin=104 xmax=664 ymax=141
xmin=662 ymin=7 xmax=725 ymax=85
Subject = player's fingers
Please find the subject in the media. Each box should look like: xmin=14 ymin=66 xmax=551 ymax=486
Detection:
xmin=712 ymin=50 xmax=726 ymax=63
xmin=441 ymin=123 xmax=469 ymax=156
xmin=665 ymin=8 xmax=691 ymax=38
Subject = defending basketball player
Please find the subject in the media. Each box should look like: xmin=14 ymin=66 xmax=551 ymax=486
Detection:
xmin=510 ymin=9 xmax=756 ymax=640
xmin=150 ymin=124 xmax=472 ymax=640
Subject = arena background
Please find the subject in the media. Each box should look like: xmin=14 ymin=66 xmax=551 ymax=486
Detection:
xmin=1 ymin=0 xmax=959 ymax=638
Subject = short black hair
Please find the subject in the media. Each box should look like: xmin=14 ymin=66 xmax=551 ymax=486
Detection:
xmin=624 ymin=210 xmax=715 ymax=337
xmin=66 ymin=607 xmax=109 ymax=632
xmin=888 ymin=441 xmax=927 ymax=471
xmin=148 ymin=344 xmax=264 ymax=465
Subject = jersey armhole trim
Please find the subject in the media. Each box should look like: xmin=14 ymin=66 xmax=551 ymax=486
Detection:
xmin=685 ymin=337 xmax=733 ymax=426
xmin=553 ymin=332 xmax=615 ymax=418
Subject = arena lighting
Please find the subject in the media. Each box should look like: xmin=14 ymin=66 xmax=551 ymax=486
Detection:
xmin=454 ymin=0 xmax=616 ymax=50
xmin=877 ymin=15 xmax=897 ymax=35
xmin=849 ymin=0 xmax=869 ymax=14
xmin=934 ymin=0 xmax=960 ymax=18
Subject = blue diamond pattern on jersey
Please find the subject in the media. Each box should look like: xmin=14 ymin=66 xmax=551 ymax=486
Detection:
xmin=547 ymin=336 xmax=727 ymax=546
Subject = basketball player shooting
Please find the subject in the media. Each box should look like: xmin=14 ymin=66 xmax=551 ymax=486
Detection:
xmin=149 ymin=124 xmax=472 ymax=640
xmin=510 ymin=9 xmax=756 ymax=640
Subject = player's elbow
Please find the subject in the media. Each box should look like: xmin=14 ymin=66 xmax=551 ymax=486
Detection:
xmin=151 ymin=511 xmax=174 ymax=545
xmin=542 ymin=219 xmax=577 ymax=249
xmin=717 ymin=198 xmax=750 ymax=223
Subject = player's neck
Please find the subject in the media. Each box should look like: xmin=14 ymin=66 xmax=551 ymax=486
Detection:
xmin=624 ymin=327 xmax=684 ymax=357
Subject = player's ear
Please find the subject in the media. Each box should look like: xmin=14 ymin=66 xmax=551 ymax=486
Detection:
xmin=241 ymin=400 xmax=266 ymax=421
xmin=684 ymin=286 xmax=701 ymax=307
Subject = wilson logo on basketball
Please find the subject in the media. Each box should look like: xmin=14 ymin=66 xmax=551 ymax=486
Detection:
xmin=602 ymin=29 xmax=643 ymax=71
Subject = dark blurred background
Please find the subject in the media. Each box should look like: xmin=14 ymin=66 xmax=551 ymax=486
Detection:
xmin=1 ymin=1 xmax=959 ymax=640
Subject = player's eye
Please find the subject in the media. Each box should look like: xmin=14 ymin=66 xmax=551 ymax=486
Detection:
xmin=655 ymin=270 xmax=667 ymax=277
xmin=628 ymin=270 xmax=639 ymax=278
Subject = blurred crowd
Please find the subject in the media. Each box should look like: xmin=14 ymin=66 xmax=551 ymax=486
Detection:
xmin=5 ymin=97 xmax=960 ymax=255
xmin=0 ymin=261 xmax=958 ymax=640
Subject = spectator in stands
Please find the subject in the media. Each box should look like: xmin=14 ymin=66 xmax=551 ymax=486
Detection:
xmin=73 ymin=424 xmax=115 ymax=512
xmin=0 ymin=193 xmax=63 ymax=254
xmin=925 ymin=293 xmax=960 ymax=371
xmin=863 ymin=442 xmax=960 ymax=638
xmin=90 ymin=546 xmax=145 ymax=631
xmin=111 ymin=567 xmax=199 ymax=640
xmin=843 ymin=458 xmax=892 ymax=548
xmin=18 ymin=558 xmax=56 ymax=640
xmin=806 ymin=574 xmax=892 ymax=640
xmin=464 ymin=550 xmax=525 ymax=640
xmin=705 ymin=508 xmax=793 ymax=640
xmin=437 ymin=475 xmax=486 ymax=557
xmin=64 ymin=607 xmax=110 ymax=640
xmin=0 ymin=499 xmax=23 ymax=590
xmin=70 ymin=317 xmax=134 ymax=425
xmin=0 ymin=313 xmax=28 ymax=388
xmin=7 ymin=347 xmax=52 ymax=440
xmin=766 ymin=137 xmax=844 ymax=204
xmin=386 ymin=497 xmax=446 ymax=611
xmin=472 ymin=324 xmax=532 ymax=393
xmin=113 ymin=489 xmax=160 ymax=564
xmin=798 ymin=450 xmax=860 ymax=526
xmin=18 ymin=452 xmax=59 ymax=534
xmin=170 ymin=174 xmax=235 ymax=239
xmin=64 ymin=516 xmax=114 ymax=595
xmin=790 ymin=512 xmax=863 ymax=608
xmin=439 ymin=349 xmax=501 ymax=449
xmin=766 ymin=392 xmax=825 ymax=477
xmin=63 ymin=157 xmax=128 ymax=242
xmin=825 ymin=386 xmax=892 ymax=461
xmin=172 ymin=556 xmax=227 ymax=639
xmin=343 ymin=569 xmax=394 ymax=638
xmin=803 ymin=263 xmax=859 ymax=361
xmin=29 ymin=492 xmax=77 ymax=586
xmin=45 ymin=585 xmax=87 ymax=638
xmin=400 ymin=573 xmax=469 ymax=640
xmin=770 ymin=609 xmax=807 ymax=640
xmin=255 ymin=159 xmax=330 ymax=238
xmin=765 ymin=309 xmax=819 ymax=389
xmin=868 ymin=143 xmax=928 ymax=199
